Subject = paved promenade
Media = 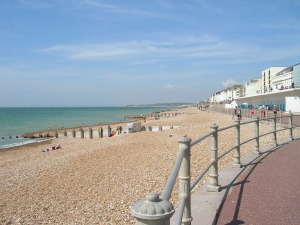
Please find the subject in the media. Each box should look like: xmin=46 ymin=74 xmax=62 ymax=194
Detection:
xmin=216 ymin=138 xmax=300 ymax=225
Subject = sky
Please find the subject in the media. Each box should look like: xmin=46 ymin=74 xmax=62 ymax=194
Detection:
xmin=1 ymin=0 xmax=300 ymax=107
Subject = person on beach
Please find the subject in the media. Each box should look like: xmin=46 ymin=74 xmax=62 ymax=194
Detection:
xmin=262 ymin=107 xmax=266 ymax=118
xmin=42 ymin=144 xmax=61 ymax=152
xmin=273 ymin=105 xmax=278 ymax=115
xmin=237 ymin=107 xmax=242 ymax=120
xmin=233 ymin=106 xmax=238 ymax=119
xmin=251 ymin=106 xmax=255 ymax=117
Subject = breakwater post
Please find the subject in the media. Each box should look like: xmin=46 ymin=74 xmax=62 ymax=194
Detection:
xmin=89 ymin=127 xmax=93 ymax=139
xmin=108 ymin=125 xmax=111 ymax=137
xmin=98 ymin=127 xmax=103 ymax=138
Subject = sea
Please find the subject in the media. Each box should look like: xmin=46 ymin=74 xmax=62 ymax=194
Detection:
xmin=0 ymin=106 xmax=176 ymax=149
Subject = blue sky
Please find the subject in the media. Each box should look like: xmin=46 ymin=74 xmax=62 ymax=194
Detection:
xmin=1 ymin=0 xmax=300 ymax=106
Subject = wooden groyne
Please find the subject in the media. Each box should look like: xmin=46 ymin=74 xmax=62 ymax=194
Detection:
xmin=18 ymin=109 xmax=186 ymax=139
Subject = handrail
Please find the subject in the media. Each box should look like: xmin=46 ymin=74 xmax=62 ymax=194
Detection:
xmin=240 ymin=119 xmax=256 ymax=125
xmin=190 ymin=132 xmax=212 ymax=147
xmin=240 ymin=136 xmax=257 ymax=146
xmin=217 ymin=146 xmax=237 ymax=160
xmin=130 ymin=110 xmax=299 ymax=225
xmin=276 ymin=127 xmax=291 ymax=132
xmin=218 ymin=124 xmax=236 ymax=132
xmin=191 ymin=160 xmax=215 ymax=190
xmin=161 ymin=147 xmax=186 ymax=201
xmin=175 ymin=194 xmax=188 ymax=225
xmin=259 ymin=131 xmax=275 ymax=138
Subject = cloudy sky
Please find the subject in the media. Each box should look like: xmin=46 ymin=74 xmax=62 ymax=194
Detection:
xmin=1 ymin=0 xmax=300 ymax=106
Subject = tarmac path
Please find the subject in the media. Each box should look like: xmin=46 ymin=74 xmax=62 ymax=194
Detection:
xmin=216 ymin=138 xmax=300 ymax=225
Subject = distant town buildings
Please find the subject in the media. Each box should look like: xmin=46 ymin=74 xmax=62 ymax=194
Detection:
xmin=208 ymin=62 xmax=300 ymax=112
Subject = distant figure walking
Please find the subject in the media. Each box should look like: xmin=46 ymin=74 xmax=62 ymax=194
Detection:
xmin=237 ymin=107 xmax=242 ymax=120
xmin=273 ymin=105 xmax=278 ymax=115
xmin=233 ymin=106 xmax=238 ymax=119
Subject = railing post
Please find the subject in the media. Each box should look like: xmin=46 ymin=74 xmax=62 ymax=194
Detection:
xmin=72 ymin=129 xmax=75 ymax=138
xmin=272 ymin=115 xmax=277 ymax=146
xmin=207 ymin=124 xmax=221 ymax=192
xmin=288 ymin=113 xmax=293 ymax=141
xmin=253 ymin=117 xmax=260 ymax=155
xmin=232 ymin=120 xmax=242 ymax=168
xmin=130 ymin=193 xmax=175 ymax=225
xmin=64 ymin=130 xmax=67 ymax=137
xmin=178 ymin=135 xmax=193 ymax=225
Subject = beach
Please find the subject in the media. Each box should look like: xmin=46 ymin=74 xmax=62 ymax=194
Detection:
xmin=1 ymin=107 xmax=297 ymax=224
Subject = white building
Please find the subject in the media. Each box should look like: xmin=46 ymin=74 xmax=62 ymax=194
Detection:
xmin=243 ymin=78 xmax=262 ymax=96
xmin=209 ymin=85 xmax=243 ymax=103
xmin=262 ymin=67 xmax=286 ymax=93
xmin=207 ymin=63 xmax=300 ymax=112
xmin=272 ymin=63 xmax=300 ymax=91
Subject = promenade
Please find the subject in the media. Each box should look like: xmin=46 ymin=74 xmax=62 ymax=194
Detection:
xmin=216 ymin=138 xmax=300 ymax=225
xmin=182 ymin=112 xmax=300 ymax=225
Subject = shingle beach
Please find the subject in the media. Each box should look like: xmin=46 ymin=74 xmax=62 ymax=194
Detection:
xmin=1 ymin=107 xmax=296 ymax=224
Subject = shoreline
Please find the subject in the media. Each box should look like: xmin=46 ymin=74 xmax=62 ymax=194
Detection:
xmin=0 ymin=106 xmax=181 ymax=141
xmin=19 ymin=108 xmax=184 ymax=138
xmin=2 ymin=107 xmax=299 ymax=224
xmin=0 ymin=107 xmax=185 ymax=149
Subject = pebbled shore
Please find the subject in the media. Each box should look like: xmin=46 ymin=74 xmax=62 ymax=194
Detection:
xmin=1 ymin=107 xmax=297 ymax=224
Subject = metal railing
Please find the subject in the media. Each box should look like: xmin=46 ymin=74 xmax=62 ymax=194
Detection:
xmin=130 ymin=109 xmax=299 ymax=225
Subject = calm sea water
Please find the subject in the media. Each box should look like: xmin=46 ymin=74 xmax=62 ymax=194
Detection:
xmin=0 ymin=107 xmax=174 ymax=149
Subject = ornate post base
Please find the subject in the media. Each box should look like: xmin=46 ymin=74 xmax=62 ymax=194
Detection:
xmin=206 ymin=184 xmax=221 ymax=192
xmin=232 ymin=162 xmax=242 ymax=168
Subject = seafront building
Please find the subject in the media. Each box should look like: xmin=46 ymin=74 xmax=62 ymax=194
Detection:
xmin=262 ymin=66 xmax=286 ymax=93
xmin=209 ymin=62 xmax=300 ymax=112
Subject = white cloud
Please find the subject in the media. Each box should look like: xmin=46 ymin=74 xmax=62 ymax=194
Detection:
xmin=42 ymin=35 xmax=300 ymax=64
xmin=222 ymin=79 xmax=238 ymax=88
xmin=163 ymin=84 xmax=175 ymax=89
xmin=42 ymin=36 xmax=233 ymax=61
